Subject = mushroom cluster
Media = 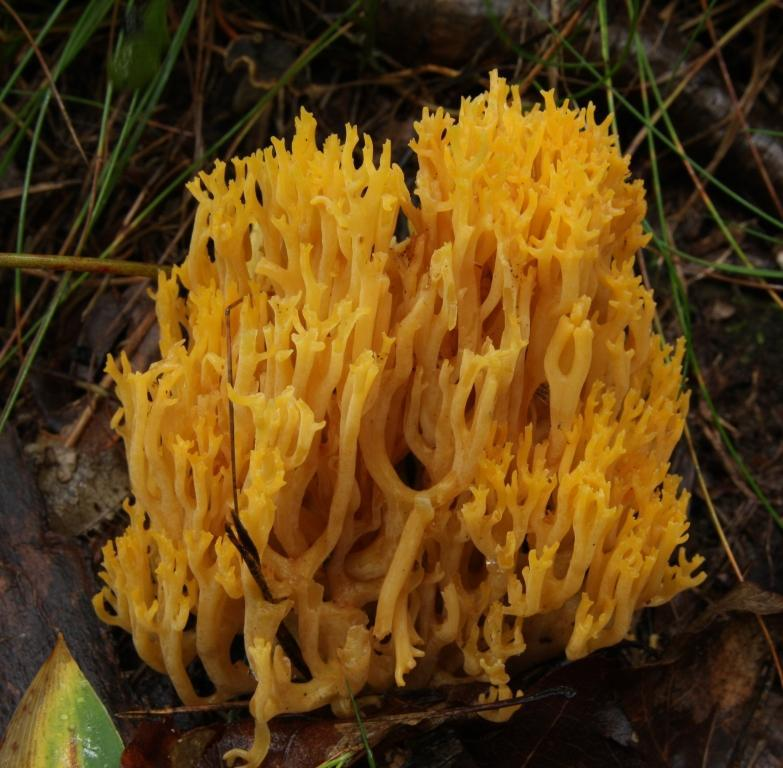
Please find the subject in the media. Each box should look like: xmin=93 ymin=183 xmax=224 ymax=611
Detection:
xmin=95 ymin=72 xmax=705 ymax=766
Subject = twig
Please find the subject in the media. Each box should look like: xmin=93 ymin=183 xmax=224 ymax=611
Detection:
xmin=0 ymin=279 xmax=48 ymax=363
xmin=117 ymin=699 xmax=251 ymax=718
xmin=0 ymin=252 xmax=168 ymax=279
xmin=367 ymin=686 xmax=576 ymax=724
xmin=224 ymin=299 xmax=312 ymax=682
xmin=116 ymin=684 xmax=575 ymax=721
xmin=0 ymin=102 xmax=59 ymax=163
xmin=0 ymin=179 xmax=81 ymax=201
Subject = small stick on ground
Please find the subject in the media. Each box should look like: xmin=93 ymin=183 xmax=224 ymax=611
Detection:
xmin=0 ymin=253 xmax=167 ymax=279
xmin=224 ymin=297 xmax=312 ymax=682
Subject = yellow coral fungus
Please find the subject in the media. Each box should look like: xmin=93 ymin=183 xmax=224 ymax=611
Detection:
xmin=94 ymin=72 xmax=705 ymax=766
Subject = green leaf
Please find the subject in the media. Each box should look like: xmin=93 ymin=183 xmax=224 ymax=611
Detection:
xmin=0 ymin=636 xmax=123 ymax=767
xmin=110 ymin=0 xmax=170 ymax=91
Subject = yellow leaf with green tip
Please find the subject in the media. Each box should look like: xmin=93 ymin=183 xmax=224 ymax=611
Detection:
xmin=0 ymin=635 xmax=123 ymax=768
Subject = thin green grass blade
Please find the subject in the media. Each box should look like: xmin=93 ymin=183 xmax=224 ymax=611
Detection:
xmin=746 ymin=128 xmax=783 ymax=137
xmin=346 ymin=684 xmax=376 ymax=768
xmin=597 ymin=0 xmax=618 ymax=137
xmin=315 ymin=754 xmax=354 ymax=768
xmin=650 ymin=235 xmax=783 ymax=280
xmin=12 ymin=90 xmax=52 ymax=368
xmin=7 ymin=89 xmax=107 ymax=110
xmin=0 ymin=93 xmax=43 ymax=177
xmin=740 ymin=225 xmax=783 ymax=246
